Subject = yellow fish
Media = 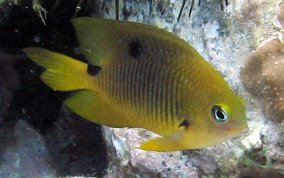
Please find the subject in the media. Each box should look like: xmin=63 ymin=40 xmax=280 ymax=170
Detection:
xmin=23 ymin=17 xmax=248 ymax=152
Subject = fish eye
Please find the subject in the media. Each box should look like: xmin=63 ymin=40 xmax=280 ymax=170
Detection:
xmin=211 ymin=105 xmax=228 ymax=124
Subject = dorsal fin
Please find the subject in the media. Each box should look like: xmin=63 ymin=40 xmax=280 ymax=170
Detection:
xmin=71 ymin=17 xmax=199 ymax=66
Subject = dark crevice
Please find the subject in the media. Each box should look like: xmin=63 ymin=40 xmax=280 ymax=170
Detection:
xmin=0 ymin=0 xmax=108 ymax=177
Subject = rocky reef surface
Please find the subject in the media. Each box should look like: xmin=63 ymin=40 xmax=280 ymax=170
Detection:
xmin=0 ymin=0 xmax=283 ymax=177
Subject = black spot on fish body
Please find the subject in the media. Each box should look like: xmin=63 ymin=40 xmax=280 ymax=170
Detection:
xmin=128 ymin=39 xmax=143 ymax=59
xmin=87 ymin=64 xmax=101 ymax=76
xmin=179 ymin=119 xmax=190 ymax=128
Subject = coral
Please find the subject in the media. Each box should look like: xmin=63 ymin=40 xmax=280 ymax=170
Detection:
xmin=277 ymin=0 xmax=284 ymax=28
xmin=241 ymin=38 xmax=284 ymax=123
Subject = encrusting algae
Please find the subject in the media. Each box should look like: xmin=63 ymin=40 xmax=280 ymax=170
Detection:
xmin=23 ymin=17 xmax=248 ymax=152
xmin=241 ymin=39 xmax=284 ymax=123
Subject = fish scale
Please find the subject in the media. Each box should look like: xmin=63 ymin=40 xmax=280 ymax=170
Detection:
xmin=96 ymin=55 xmax=186 ymax=136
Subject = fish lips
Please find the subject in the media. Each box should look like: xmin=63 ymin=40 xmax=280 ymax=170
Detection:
xmin=228 ymin=126 xmax=249 ymax=138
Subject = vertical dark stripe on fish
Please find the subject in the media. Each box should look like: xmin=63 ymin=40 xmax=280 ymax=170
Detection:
xmin=104 ymin=67 xmax=111 ymax=95
xmin=138 ymin=59 xmax=147 ymax=115
xmin=174 ymin=70 xmax=180 ymax=124
xmin=130 ymin=59 xmax=139 ymax=112
xmin=151 ymin=62 xmax=159 ymax=127
xmin=114 ymin=62 xmax=121 ymax=106
xmin=157 ymin=63 xmax=163 ymax=127
xmin=177 ymin=69 xmax=184 ymax=121
xmin=132 ymin=60 xmax=139 ymax=112
xmin=121 ymin=60 xmax=127 ymax=105
xmin=144 ymin=61 xmax=154 ymax=125
xmin=125 ymin=59 xmax=133 ymax=110
xmin=121 ymin=61 xmax=128 ymax=110
xmin=134 ymin=59 xmax=143 ymax=113
xmin=111 ymin=65 xmax=116 ymax=98
xmin=107 ymin=65 xmax=113 ymax=97
xmin=112 ymin=64 xmax=118 ymax=98
xmin=160 ymin=66 xmax=168 ymax=128
xmin=167 ymin=68 xmax=176 ymax=128
xmin=103 ymin=69 xmax=108 ymax=94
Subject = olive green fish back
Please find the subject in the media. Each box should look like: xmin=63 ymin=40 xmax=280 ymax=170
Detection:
xmin=72 ymin=17 xmax=200 ymax=66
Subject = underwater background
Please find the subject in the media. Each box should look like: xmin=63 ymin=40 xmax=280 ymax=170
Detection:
xmin=0 ymin=0 xmax=283 ymax=177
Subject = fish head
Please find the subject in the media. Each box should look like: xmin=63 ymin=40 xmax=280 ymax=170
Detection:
xmin=181 ymin=91 xmax=248 ymax=149
xmin=208 ymin=95 xmax=248 ymax=138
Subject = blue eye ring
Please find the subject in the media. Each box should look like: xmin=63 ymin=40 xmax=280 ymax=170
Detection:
xmin=211 ymin=105 xmax=228 ymax=123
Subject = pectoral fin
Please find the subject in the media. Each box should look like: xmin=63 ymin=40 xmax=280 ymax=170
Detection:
xmin=139 ymin=134 xmax=187 ymax=152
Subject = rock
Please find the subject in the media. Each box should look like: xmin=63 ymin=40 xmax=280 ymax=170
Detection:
xmin=0 ymin=120 xmax=56 ymax=177
xmin=103 ymin=128 xmax=200 ymax=177
xmin=241 ymin=38 xmax=284 ymax=123
xmin=43 ymin=106 xmax=108 ymax=177
xmin=237 ymin=167 xmax=284 ymax=178
xmin=0 ymin=51 xmax=19 ymax=123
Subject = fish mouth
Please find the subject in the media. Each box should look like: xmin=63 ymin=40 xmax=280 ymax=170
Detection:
xmin=228 ymin=126 xmax=249 ymax=137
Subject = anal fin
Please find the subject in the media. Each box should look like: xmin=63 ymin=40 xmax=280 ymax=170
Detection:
xmin=64 ymin=90 xmax=128 ymax=127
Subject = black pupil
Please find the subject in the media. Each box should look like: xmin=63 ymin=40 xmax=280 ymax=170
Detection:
xmin=216 ymin=109 xmax=225 ymax=120
xmin=211 ymin=105 xmax=227 ymax=123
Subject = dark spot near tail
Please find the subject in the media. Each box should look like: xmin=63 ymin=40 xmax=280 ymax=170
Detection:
xmin=179 ymin=119 xmax=190 ymax=128
xmin=128 ymin=39 xmax=143 ymax=59
xmin=87 ymin=64 xmax=101 ymax=76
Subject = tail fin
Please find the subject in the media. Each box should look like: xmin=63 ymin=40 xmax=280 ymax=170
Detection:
xmin=23 ymin=47 xmax=95 ymax=91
